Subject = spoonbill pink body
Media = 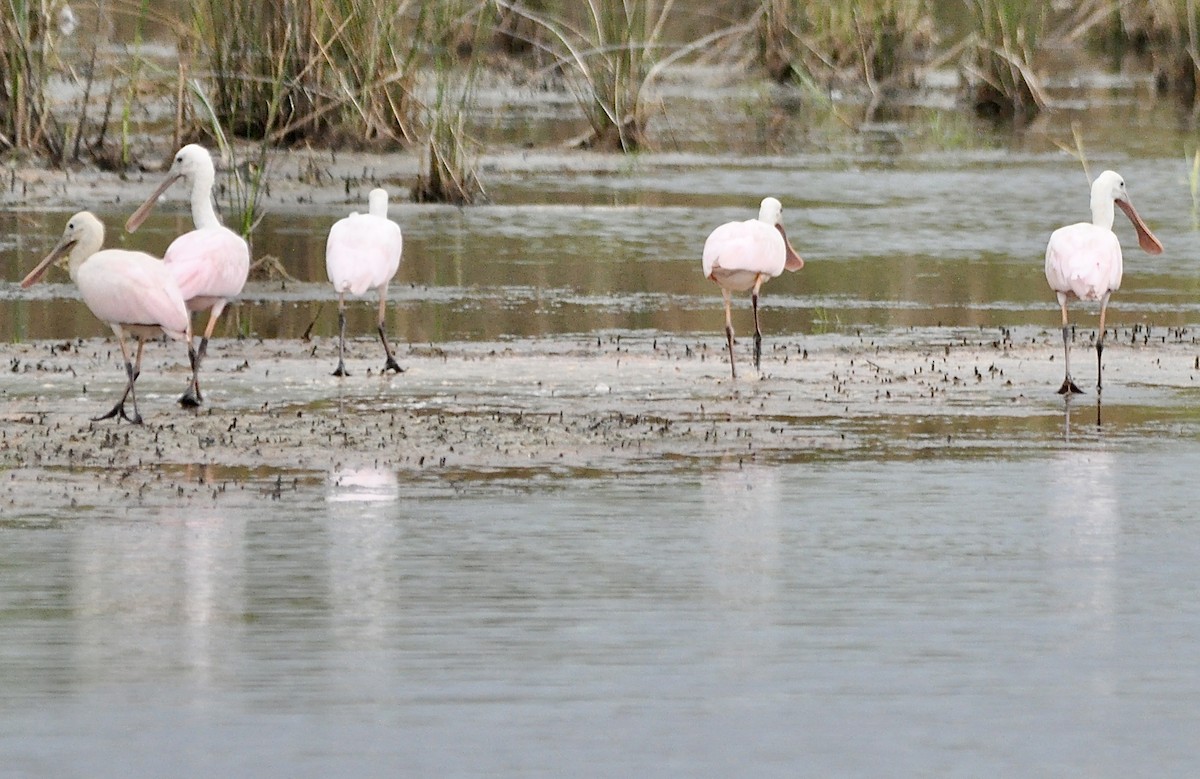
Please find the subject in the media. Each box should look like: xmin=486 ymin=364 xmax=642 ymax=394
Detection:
xmin=702 ymin=197 xmax=804 ymax=379
xmin=1045 ymin=170 xmax=1163 ymax=394
xmin=21 ymin=212 xmax=191 ymax=424
xmin=325 ymin=188 xmax=404 ymax=376
xmin=126 ymin=144 xmax=250 ymax=407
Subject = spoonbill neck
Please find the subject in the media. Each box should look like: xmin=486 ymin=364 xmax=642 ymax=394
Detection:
xmin=1089 ymin=186 xmax=1117 ymax=230
xmin=189 ymin=167 xmax=222 ymax=230
xmin=368 ymin=189 xmax=389 ymax=218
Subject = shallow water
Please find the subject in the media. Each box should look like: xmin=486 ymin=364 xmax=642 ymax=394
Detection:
xmin=6 ymin=64 xmax=1200 ymax=775
xmin=5 ymin=151 xmax=1199 ymax=346
xmin=4 ymin=443 xmax=1200 ymax=777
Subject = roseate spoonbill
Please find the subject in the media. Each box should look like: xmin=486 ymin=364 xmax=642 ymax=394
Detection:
xmin=702 ymin=197 xmax=804 ymax=379
xmin=1045 ymin=170 xmax=1163 ymax=394
xmin=20 ymin=212 xmax=191 ymax=424
xmin=325 ymin=188 xmax=404 ymax=377
xmin=125 ymin=144 xmax=250 ymax=407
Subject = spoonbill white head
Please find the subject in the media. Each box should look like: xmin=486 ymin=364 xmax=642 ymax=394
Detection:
xmin=1092 ymin=170 xmax=1163 ymax=255
xmin=757 ymin=196 xmax=803 ymax=271
xmin=20 ymin=212 xmax=105 ymax=288
xmin=125 ymin=144 xmax=218 ymax=232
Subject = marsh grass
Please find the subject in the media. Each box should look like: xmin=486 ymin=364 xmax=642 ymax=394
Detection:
xmin=314 ymin=0 xmax=422 ymax=145
xmin=0 ymin=1 xmax=64 ymax=159
xmin=491 ymin=0 xmax=550 ymax=62
xmin=188 ymin=0 xmax=489 ymax=202
xmin=1 ymin=0 xmax=179 ymax=166
xmin=187 ymin=0 xmax=422 ymax=147
xmin=495 ymin=0 xmax=677 ymax=151
xmin=189 ymin=0 xmax=322 ymax=142
xmin=962 ymin=0 xmax=1048 ymax=120
xmin=118 ymin=0 xmax=152 ymax=167
xmin=414 ymin=0 xmax=487 ymax=203
xmin=756 ymin=0 xmax=933 ymax=96
xmin=14 ymin=0 xmax=1200 ymax=184
xmin=1110 ymin=0 xmax=1200 ymax=108
xmin=756 ymin=0 xmax=1053 ymax=122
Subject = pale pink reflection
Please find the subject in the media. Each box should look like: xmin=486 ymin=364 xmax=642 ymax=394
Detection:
xmin=326 ymin=467 xmax=400 ymax=504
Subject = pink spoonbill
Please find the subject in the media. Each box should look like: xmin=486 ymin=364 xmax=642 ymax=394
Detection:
xmin=125 ymin=144 xmax=250 ymax=407
xmin=702 ymin=197 xmax=804 ymax=379
xmin=21 ymin=212 xmax=191 ymax=424
xmin=1045 ymin=170 xmax=1163 ymax=394
xmin=325 ymin=188 xmax=404 ymax=377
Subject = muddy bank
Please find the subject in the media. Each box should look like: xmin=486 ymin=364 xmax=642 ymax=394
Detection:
xmin=0 ymin=146 xmax=712 ymax=214
xmin=3 ymin=326 xmax=1199 ymax=511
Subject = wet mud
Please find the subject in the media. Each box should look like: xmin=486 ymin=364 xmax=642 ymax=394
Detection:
xmin=4 ymin=325 xmax=1200 ymax=512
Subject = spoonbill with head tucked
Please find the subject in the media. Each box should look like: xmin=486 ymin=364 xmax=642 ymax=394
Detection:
xmin=21 ymin=212 xmax=191 ymax=424
xmin=1045 ymin=170 xmax=1163 ymax=394
xmin=702 ymin=197 xmax=804 ymax=379
xmin=325 ymin=188 xmax=405 ymax=377
xmin=125 ymin=144 xmax=250 ymax=407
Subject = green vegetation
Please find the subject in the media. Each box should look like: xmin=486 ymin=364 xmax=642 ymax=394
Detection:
xmin=495 ymin=0 xmax=677 ymax=151
xmin=0 ymin=1 xmax=60 ymax=159
xmin=962 ymin=0 xmax=1047 ymax=120
xmin=1103 ymin=0 xmax=1200 ymax=106
xmin=414 ymin=0 xmax=487 ymax=203
xmin=758 ymin=0 xmax=933 ymax=90
xmin=2 ymin=0 xmax=1199 ymax=197
xmin=187 ymin=0 xmax=421 ymax=145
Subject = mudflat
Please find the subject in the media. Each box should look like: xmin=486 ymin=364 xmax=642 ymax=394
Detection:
xmin=3 ymin=324 xmax=1197 ymax=508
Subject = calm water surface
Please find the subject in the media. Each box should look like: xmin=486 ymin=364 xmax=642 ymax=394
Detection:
xmin=3 ymin=443 xmax=1200 ymax=777
xmin=5 ymin=154 xmax=1200 ymax=344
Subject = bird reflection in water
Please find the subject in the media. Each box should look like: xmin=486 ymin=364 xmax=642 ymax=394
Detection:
xmin=1062 ymin=392 xmax=1103 ymax=441
xmin=1046 ymin=449 xmax=1120 ymax=633
xmin=326 ymin=467 xmax=400 ymax=504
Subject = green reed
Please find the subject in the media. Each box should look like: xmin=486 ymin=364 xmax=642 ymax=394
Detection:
xmin=963 ymin=0 xmax=1048 ymax=120
xmin=1112 ymin=0 xmax=1200 ymax=107
xmin=188 ymin=0 xmax=322 ymax=142
xmin=118 ymin=0 xmax=151 ymax=167
xmin=415 ymin=0 xmax=487 ymax=203
xmin=187 ymin=0 xmax=422 ymax=146
xmin=758 ymin=0 xmax=932 ymax=90
xmin=496 ymin=0 xmax=676 ymax=151
xmin=0 ymin=0 xmax=61 ymax=159
xmin=313 ymin=0 xmax=422 ymax=145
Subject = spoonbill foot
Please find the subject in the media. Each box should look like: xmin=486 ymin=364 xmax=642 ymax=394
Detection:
xmin=93 ymin=401 xmax=143 ymax=425
xmin=1057 ymin=378 xmax=1084 ymax=395
xmin=179 ymin=385 xmax=203 ymax=408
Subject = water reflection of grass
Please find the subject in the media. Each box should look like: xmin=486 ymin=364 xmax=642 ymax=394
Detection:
xmin=914 ymin=110 xmax=977 ymax=151
xmin=812 ymin=306 xmax=842 ymax=334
